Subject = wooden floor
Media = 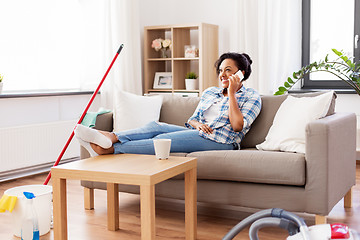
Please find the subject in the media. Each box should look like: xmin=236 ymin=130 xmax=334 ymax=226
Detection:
xmin=1 ymin=164 xmax=360 ymax=240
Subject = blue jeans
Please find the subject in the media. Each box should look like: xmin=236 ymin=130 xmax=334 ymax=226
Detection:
xmin=113 ymin=121 xmax=235 ymax=154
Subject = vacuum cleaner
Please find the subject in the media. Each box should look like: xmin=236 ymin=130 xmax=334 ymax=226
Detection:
xmin=222 ymin=208 xmax=359 ymax=240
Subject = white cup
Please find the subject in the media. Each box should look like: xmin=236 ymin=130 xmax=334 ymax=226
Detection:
xmin=153 ymin=139 xmax=171 ymax=160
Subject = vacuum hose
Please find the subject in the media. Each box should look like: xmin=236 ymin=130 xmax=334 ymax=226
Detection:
xmin=222 ymin=209 xmax=273 ymax=240
xmin=222 ymin=208 xmax=310 ymax=240
xmin=249 ymin=217 xmax=299 ymax=240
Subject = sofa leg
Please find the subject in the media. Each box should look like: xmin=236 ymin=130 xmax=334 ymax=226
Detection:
xmin=315 ymin=215 xmax=327 ymax=225
xmin=84 ymin=187 xmax=94 ymax=210
xmin=344 ymin=187 xmax=353 ymax=208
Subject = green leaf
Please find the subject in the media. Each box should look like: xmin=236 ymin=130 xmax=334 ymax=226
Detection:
xmin=274 ymin=90 xmax=285 ymax=95
xmin=347 ymin=60 xmax=355 ymax=69
xmin=278 ymin=86 xmax=287 ymax=92
xmin=355 ymin=64 xmax=360 ymax=72
xmin=332 ymin=48 xmax=342 ymax=56
xmin=325 ymin=54 xmax=329 ymax=62
xmin=287 ymin=77 xmax=294 ymax=84
xmin=293 ymin=72 xmax=298 ymax=79
xmin=284 ymin=82 xmax=291 ymax=88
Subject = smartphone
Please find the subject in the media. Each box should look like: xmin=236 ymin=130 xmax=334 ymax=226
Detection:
xmin=234 ymin=70 xmax=244 ymax=82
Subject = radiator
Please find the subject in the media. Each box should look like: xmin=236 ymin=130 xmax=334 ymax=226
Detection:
xmin=0 ymin=120 xmax=80 ymax=174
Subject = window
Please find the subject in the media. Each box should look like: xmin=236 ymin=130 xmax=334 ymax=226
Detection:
xmin=0 ymin=0 xmax=106 ymax=92
xmin=302 ymin=0 xmax=360 ymax=89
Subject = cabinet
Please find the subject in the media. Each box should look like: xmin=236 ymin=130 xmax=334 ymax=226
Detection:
xmin=144 ymin=23 xmax=219 ymax=96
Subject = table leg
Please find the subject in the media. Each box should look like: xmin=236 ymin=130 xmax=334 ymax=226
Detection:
xmin=107 ymin=183 xmax=119 ymax=231
xmin=185 ymin=167 xmax=197 ymax=240
xmin=53 ymin=177 xmax=67 ymax=240
xmin=84 ymin=187 xmax=94 ymax=210
xmin=140 ymin=185 xmax=155 ymax=240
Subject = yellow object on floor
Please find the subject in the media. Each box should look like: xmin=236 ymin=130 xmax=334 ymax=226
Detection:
xmin=0 ymin=194 xmax=17 ymax=213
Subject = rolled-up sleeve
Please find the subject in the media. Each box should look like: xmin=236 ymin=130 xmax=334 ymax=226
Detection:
xmin=240 ymin=93 xmax=262 ymax=130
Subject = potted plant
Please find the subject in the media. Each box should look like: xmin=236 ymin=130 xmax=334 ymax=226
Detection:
xmin=275 ymin=49 xmax=360 ymax=96
xmin=0 ymin=74 xmax=3 ymax=93
xmin=185 ymin=72 xmax=199 ymax=90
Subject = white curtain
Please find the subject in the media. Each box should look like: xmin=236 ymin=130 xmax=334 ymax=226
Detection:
xmin=231 ymin=0 xmax=302 ymax=95
xmin=101 ymin=0 xmax=142 ymax=110
xmin=0 ymin=0 xmax=106 ymax=92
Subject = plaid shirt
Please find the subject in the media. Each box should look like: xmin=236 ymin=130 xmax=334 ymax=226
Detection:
xmin=186 ymin=86 xmax=262 ymax=148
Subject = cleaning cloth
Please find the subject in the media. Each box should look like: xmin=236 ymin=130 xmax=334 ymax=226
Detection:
xmin=0 ymin=194 xmax=17 ymax=213
xmin=81 ymin=108 xmax=111 ymax=128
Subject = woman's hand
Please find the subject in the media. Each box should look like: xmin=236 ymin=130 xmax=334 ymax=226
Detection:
xmin=197 ymin=123 xmax=213 ymax=134
xmin=189 ymin=120 xmax=213 ymax=134
xmin=228 ymin=72 xmax=243 ymax=95
xmin=227 ymin=71 xmax=245 ymax=132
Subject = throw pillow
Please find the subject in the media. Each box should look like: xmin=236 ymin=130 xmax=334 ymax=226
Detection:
xmin=256 ymin=91 xmax=334 ymax=154
xmin=113 ymin=91 xmax=163 ymax=132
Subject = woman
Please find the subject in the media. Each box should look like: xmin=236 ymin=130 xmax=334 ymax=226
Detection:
xmin=75 ymin=52 xmax=262 ymax=157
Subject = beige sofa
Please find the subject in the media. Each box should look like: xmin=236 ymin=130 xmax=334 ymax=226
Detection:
xmin=80 ymin=93 xmax=356 ymax=223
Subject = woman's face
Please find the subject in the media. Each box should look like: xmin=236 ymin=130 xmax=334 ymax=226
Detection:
xmin=218 ymin=58 xmax=239 ymax=89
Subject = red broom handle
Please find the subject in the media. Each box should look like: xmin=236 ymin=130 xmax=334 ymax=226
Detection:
xmin=43 ymin=44 xmax=124 ymax=185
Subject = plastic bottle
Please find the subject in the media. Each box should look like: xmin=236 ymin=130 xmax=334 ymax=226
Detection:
xmin=21 ymin=192 xmax=39 ymax=240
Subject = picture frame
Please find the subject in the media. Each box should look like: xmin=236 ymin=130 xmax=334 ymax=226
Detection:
xmin=153 ymin=72 xmax=172 ymax=89
xmin=184 ymin=45 xmax=198 ymax=58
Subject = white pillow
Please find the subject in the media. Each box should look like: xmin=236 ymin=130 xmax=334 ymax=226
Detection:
xmin=113 ymin=91 xmax=163 ymax=132
xmin=256 ymin=91 xmax=334 ymax=154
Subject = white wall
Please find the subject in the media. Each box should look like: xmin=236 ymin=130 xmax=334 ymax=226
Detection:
xmin=139 ymin=0 xmax=236 ymax=57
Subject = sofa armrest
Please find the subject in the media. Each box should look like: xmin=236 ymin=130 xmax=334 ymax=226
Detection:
xmin=80 ymin=112 xmax=114 ymax=159
xmin=305 ymin=112 xmax=356 ymax=215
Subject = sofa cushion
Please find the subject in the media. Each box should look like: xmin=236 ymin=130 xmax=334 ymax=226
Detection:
xmin=241 ymin=92 xmax=336 ymax=149
xmin=159 ymin=95 xmax=200 ymax=126
xmin=292 ymin=91 xmax=336 ymax=116
xmin=241 ymin=95 xmax=287 ymax=148
xmin=113 ymin=91 xmax=163 ymax=131
xmin=187 ymin=149 xmax=306 ymax=186
xmin=256 ymin=91 xmax=334 ymax=154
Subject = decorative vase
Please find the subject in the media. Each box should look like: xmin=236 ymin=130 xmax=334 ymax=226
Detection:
xmin=185 ymin=78 xmax=199 ymax=90
xmin=160 ymin=48 xmax=167 ymax=58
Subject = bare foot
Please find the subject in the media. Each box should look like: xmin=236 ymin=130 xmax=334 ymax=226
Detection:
xmin=90 ymin=143 xmax=115 ymax=155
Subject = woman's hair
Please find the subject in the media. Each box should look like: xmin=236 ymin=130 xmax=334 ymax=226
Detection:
xmin=214 ymin=52 xmax=253 ymax=80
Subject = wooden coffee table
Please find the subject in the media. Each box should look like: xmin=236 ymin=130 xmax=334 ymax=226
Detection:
xmin=51 ymin=154 xmax=197 ymax=240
